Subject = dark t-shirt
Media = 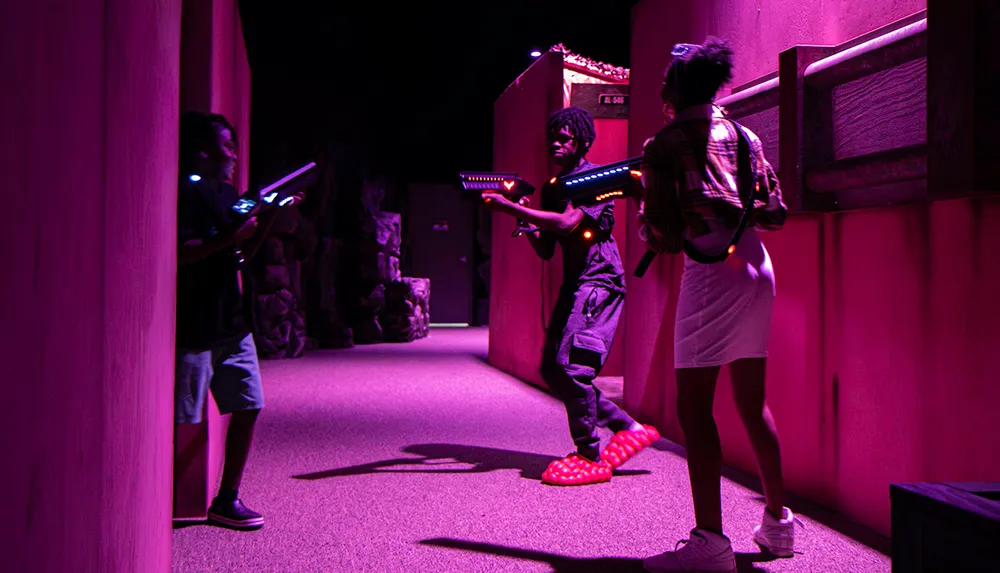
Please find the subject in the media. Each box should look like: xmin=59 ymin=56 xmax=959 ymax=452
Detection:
xmin=176 ymin=178 xmax=249 ymax=350
xmin=540 ymin=160 xmax=627 ymax=295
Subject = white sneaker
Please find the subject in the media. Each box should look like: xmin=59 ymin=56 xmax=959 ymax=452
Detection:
xmin=643 ymin=528 xmax=738 ymax=572
xmin=752 ymin=507 xmax=802 ymax=557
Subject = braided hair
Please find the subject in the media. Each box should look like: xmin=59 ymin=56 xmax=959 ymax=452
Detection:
xmin=546 ymin=106 xmax=596 ymax=151
xmin=664 ymin=36 xmax=735 ymax=105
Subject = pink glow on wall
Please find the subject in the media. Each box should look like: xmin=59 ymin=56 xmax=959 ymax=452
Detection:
xmin=625 ymin=0 xmax=927 ymax=159
xmin=181 ymin=0 xmax=252 ymax=189
xmin=212 ymin=0 xmax=253 ymax=191
xmin=0 ymin=0 xmax=182 ymax=570
xmin=621 ymin=0 xmax=1000 ymax=537
xmin=489 ymin=51 xmax=564 ymax=390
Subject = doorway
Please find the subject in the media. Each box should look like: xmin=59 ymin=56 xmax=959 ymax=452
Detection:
xmin=405 ymin=183 xmax=475 ymax=325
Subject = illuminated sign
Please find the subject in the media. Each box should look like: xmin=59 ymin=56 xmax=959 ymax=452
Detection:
xmin=599 ymin=94 xmax=629 ymax=106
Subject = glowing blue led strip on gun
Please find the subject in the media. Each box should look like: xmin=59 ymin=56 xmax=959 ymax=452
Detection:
xmin=552 ymin=157 xmax=643 ymax=205
xmin=564 ymin=164 xmax=633 ymax=187
xmin=260 ymin=161 xmax=317 ymax=205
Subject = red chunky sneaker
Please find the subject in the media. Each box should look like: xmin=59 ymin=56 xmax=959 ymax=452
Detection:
xmin=600 ymin=424 xmax=661 ymax=469
xmin=541 ymin=453 xmax=612 ymax=486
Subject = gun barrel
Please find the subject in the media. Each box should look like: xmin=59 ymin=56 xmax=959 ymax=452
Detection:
xmin=552 ymin=157 xmax=643 ymax=205
xmin=261 ymin=161 xmax=317 ymax=196
xmin=459 ymin=171 xmax=535 ymax=198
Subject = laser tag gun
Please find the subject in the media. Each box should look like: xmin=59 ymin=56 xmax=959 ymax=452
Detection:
xmin=459 ymin=171 xmax=537 ymax=236
xmin=229 ymin=161 xmax=318 ymax=223
xmin=503 ymin=157 xmax=644 ymax=244
xmin=459 ymin=171 xmax=535 ymax=200
xmin=548 ymin=157 xmax=644 ymax=206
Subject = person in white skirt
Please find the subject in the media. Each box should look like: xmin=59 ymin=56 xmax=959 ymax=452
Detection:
xmin=637 ymin=37 xmax=800 ymax=572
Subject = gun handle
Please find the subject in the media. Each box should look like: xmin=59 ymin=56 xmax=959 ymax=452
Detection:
xmin=512 ymin=219 xmax=527 ymax=237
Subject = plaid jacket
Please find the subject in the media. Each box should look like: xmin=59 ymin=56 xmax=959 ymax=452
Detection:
xmin=640 ymin=104 xmax=787 ymax=251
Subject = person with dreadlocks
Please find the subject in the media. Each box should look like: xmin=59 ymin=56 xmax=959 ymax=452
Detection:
xmin=636 ymin=38 xmax=795 ymax=572
xmin=481 ymin=106 xmax=660 ymax=486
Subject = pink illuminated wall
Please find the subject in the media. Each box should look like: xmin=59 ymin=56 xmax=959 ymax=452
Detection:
xmin=490 ymin=51 xmax=564 ymax=389
xmin=181 ymin=0 xmax=251 ymax=188
xmin=0 ymin=0 xmax=182 ymax=571
xmin=623 ymin=0 xmax=1000 ymax=537
xmin=174 ymin=0 xmax=253 ymax=520
xmin=624 ymin=0 xmax=927 ymax=158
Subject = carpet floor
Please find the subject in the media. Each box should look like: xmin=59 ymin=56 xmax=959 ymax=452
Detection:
xmin=172 ymin=327 xmax=890 ymax=572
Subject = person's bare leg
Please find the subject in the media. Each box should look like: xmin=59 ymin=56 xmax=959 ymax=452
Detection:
xmin=676 ymin=366 xmax=723 ymax=534
xmin=219 ymin=408 xmax=260 ymax=494
xmin=729 ymin=358 xmax=784 ymax=516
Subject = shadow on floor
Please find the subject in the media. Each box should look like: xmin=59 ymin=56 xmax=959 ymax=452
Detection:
xmin=649 ymin=438 xmax=891 ymax=556
xmin=171 ymin=519 xmax=261 ymax=532
xmin=292 ymin=443 xmax=650 ymax=482
xmin=172 ymin=520 xmax=210 ymax=530
xmin=419 ymin=538 xmax=774 ymax=573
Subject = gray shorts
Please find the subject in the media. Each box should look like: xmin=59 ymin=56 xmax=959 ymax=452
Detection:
xmin=175 ymin=333 xmax=265 ymax=424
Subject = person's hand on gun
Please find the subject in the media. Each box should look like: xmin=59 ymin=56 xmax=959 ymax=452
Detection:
xmin=481 ymin=193 xmax=536 ymax=237
xmin=285 ymin=190 xmax=307 ymax=207
xmin=635 ymin=200 xmax=672 ymax=254
xmin=255 ymin=188 xmax=307 ymax=232
xmin=479 ymin=192 xmax=521 ymax=214
xmin=233 ymin=216 xmax=259 ymax=243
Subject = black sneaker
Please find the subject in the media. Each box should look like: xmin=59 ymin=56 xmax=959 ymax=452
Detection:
xmin=207 ymin=498 xmax=264 ymax=530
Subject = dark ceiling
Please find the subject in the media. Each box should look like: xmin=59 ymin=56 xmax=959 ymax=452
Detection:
xmin=238 ymin=1 xmax=639 ymax=182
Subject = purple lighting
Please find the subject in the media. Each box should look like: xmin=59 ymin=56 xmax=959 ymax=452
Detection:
xmin=530 ymin=50 xmax=542 ymax=57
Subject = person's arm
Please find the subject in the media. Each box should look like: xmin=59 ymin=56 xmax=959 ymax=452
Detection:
xmin=237 ymin=210 xmax=277 ymax=263
xmin=482 ymin=194 xmax=584 ymax=235
xmin=176 ymin=184 xmax=260 ymax=266
xmin=524 ymin=227 xmax=557 ymax=260
xmin=178 ymin=218 xmax=257 ymax=267
xmin=639 ymin=135 xmax=685 ymax=253
xmin=632 ymin=138 xmax=654 ymax=240
xmin=481 ymin=193 xmax=584 ymax=261
xmin=238 ymin=191 xmax=308 ymax=262
xmin=750 ymin=137 xmax=788 ymax=231
xmin=503 ymin=196 xmax=557 ymax=260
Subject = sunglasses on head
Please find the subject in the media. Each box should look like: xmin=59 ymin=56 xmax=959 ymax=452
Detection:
xmin=671 ymin=43 xmax=697 ymax=57
xmin=663 ymin=43 xmax=697 ymax=87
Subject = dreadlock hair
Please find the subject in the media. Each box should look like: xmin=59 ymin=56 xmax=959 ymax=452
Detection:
xmin=546 ymin=106 xmax=596 ymax=151
xmin=665 ymin=36 xmax=735 ymax=105
xmin=179 ymin=111 xmax=238 ymax=173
